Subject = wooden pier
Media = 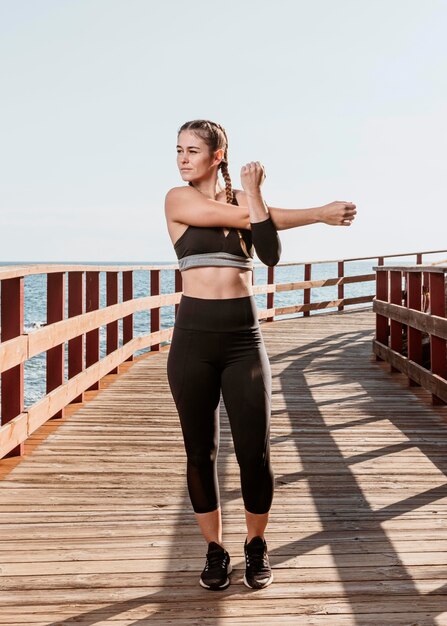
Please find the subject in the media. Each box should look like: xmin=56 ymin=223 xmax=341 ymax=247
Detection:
xmin=1 ymin=252 xmax=446 ymax=624
xmin=2 ymin=307 xmax=447 ymax=625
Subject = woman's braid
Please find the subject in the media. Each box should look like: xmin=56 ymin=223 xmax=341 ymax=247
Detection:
xmin=219 ymin=151 xmax=234 ymax=205
xmin=216 ymin=130 xmax=251 ymax=257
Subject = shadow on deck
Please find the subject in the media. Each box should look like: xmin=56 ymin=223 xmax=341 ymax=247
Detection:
xmin=1 ymin=309 xmax=447 ymax=625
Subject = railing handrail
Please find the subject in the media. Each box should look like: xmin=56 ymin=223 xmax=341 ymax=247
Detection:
xmin=274 ymin=248 xmax=447 ymax=266
xmin=0 ymin=263 xmax=180 ymax=280
xmin=375 ymin=264 xmax=447 ymax=273
xmin=1 ymin=248 xmax=447 ymax=280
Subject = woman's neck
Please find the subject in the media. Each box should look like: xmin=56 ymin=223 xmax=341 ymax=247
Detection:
xmin=191 ymin=178 xmax=224 ymax=200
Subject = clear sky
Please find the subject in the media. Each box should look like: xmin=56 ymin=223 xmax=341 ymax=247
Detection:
xmin=1 ymin=0 xmax=446 ymax=263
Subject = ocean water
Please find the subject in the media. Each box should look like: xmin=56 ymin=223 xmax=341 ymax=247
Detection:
xmin=0 ymin=259 xmax=400 ymax=411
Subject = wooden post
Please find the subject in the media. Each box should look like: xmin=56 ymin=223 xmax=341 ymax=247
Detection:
xmin=407 ymin=272 xmax=422 ymax=386
xmin=85 ymin=271 xmax=100 ymax=391
xmin=106 ymin=272 xmax=119 ymax=375
xmin=390 ymin=270 xmax=403 ymax=371
xmin=375 ymin=268 xmax=388 ymax=357
xmin=123 ymin=270 xmax=134 ymax=362
xmin=266 ymin=266 xmax=275 ymax=322
xmin=338 ymin=261 xmax=344 ymax=311
xmin=47 ymin=272 xmax=65 ymax=419
xmin=68 ymin=271 xmax=84 ymax=403
xmin=429 ymin=272 xmax=446 ymax=405
xmin=174 ymin=269 xmax=182 ymax=318
xmin=1 ymin=276 xmax=25 ymax=456
xmin=303 ymin=263 xmax=311 ymax=317
xmin=151 ymin=269 xmax=160 ymax=351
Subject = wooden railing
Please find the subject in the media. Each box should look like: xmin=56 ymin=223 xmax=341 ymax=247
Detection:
xmin=373 ymin=264 xmax=447 ymax=405
xmin=1 ymin=248 xmax=446 ymax=460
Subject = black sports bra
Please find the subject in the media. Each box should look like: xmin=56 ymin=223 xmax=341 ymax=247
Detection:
xmin=173 ymin=192 xmax=255 ymax=272
xmin=174 ymin=188 xmax=281 ymax=271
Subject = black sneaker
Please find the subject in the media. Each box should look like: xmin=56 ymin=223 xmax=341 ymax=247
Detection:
xmin=199 ymin=541 xmax=232 ymax=590
xmin=243 ymin=536 xmax=274 ymax=589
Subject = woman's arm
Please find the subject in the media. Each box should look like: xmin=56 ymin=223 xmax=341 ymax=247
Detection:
xmin=267 ymin=201 xmax=357 ymax=231
xmin=234 ymin=191 xmax=357 ymax=231
xmin=164 ymin=186 xmax=250 ymax=229
xmin=250 ymin=215 xmax=282 ymax=266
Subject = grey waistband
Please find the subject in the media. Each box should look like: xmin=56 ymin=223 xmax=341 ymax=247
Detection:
xmin=178 ymin=252 xmax=254 ymax=272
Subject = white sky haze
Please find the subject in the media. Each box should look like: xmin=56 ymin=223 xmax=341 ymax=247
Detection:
xmin=1 ymin=0 xmax=446 ymax=262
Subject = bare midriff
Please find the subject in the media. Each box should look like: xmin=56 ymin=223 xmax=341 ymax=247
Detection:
xmin=180 ymin=265 xmax=254 ymax=299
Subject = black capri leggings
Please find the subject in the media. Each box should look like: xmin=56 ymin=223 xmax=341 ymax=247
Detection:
xmin=166 ymin=294 xmax=274 ymax=515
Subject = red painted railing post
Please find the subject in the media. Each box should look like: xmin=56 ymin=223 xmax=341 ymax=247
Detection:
xmin=375 ymin=268 xmax=388 ymax=358
xmin=123 ymin=271 xmax=134 ymax=362
xmin=68 ymin=271 xmax=84 ymax=403
xmin=174 ymin=269 xmax=182 ymax=318
xmin=266 ymin=266 xmax=275 ymax=322
xmin=85 ymin=271 xmax=100 ymax=391
xmin=429 ymin=272 xmax=446 ymax=405
xmin=106 ymin=272 xmax=119 ymax=375
xmin=303 ymin=263 xmax=311 ymax=317
xmin=390 ymin=270 xmax=403 ymax=371
xmin=338 ymin=261 xmax=344 ymax=311
xmin=407 ymin=271 xmax=422 ymax=386
xmin=47 ymin=272 xmax=65 ymax=419
xmin=416 ymin=253 xmax=423 ymax=264
xmin=150 ymin=269 xmax=160 ymax=352
xmin=1 ymin=277 xmax=25 ymax=456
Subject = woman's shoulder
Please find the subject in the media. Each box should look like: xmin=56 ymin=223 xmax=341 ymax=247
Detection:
xmin=165 ymin=185 xmax=196 ymax=200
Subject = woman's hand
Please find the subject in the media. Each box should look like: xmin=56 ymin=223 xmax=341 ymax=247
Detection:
xmin=318 ymin=201 xmax=357 ymax=226
xmin=241 ymin=161 xmax=266 ymax=196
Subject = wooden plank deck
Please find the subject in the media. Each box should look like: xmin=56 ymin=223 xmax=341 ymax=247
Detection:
xmin=1 ymin=309 xmax=447 ymax=625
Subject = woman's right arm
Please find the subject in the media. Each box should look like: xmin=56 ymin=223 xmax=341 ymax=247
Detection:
xmin=267 ymin=202 xmax=357 ymax=230
xmin=164 ymin=186 xmax=250 ymax=229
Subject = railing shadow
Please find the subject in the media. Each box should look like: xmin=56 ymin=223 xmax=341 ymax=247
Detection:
xmin=267 ymin=318 xmax=447 ymax=623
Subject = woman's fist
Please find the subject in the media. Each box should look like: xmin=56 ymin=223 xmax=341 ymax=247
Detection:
xmin=318 ymin=201 xmax=357 ymax=226
xmin=240 ymin=161 xmax=266 ymax=195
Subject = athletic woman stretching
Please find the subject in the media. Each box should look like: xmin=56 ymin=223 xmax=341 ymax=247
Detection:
xmin=165 ymin=119 xmax=356 ymax=591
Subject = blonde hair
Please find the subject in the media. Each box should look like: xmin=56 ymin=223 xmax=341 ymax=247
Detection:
xmin=177 ymin=119 xmax=251 ymax=258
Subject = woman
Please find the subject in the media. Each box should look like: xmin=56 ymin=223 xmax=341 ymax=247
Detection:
xmin=165 ymin=119 xmax=356 ymax=591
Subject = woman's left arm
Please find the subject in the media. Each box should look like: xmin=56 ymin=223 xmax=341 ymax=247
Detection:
xmin=241 ymin=162 xmax=282 ymax=266
xmin=244 ymin=189 xmax=282 ymax=266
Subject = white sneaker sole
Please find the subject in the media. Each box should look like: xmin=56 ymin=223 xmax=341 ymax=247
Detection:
xmin=200 ymin=563 xmax=232 ymax=590
xmin=243 ymin=571 xmax=274 ymax=589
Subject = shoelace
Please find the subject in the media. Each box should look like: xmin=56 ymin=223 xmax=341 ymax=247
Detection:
xmin=245 ymin=545 xmax=269 ymax=570
xmin=205 ymin=550 xmax=228 ymax=571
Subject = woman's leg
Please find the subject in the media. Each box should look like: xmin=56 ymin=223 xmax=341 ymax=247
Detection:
xmin=167 ymin=326 xmax=224 ymax=545
xmin=195 ymin=508 xmax=223 ymax=545
xmin=220 ymin=328 xmax=274 ymax=535
xmin=244 ymin=510 xmax=269 ymax=542
xmin=220 ymin=328 xmax=274 ymax=588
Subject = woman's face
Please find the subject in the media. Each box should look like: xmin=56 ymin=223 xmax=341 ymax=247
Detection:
xmin=176 ymin=130 xmax=223 ymax=183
